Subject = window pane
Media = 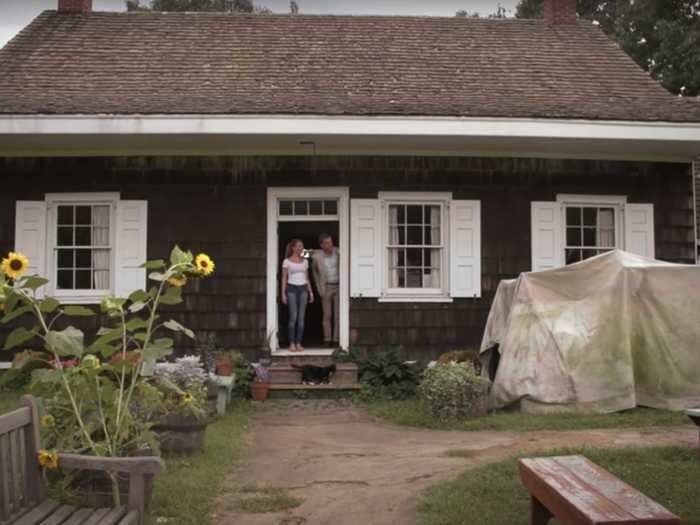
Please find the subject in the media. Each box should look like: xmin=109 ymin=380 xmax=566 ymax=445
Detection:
xmin=583 ymin=208 xmax=597 ymax=226
xmin=566 ymin=207 xmax=581 ymax=226
xmin=406 ymin=248 xmax=422 ymax=267
xmin=57 ymin=270 xmax=73 ymax=290
xmin=583 ymin=228 xmax=597 ymax=246
xmin=396 ymin=205 xmax=406 ymax=224
xmin=309 ymin=200 xmax=323 ymax=215
xmin=406 ymin=226 xmax=423 ymax=245
xmin=75 ymin=206 xmax=92 ymax=225
xmin=75 ymin=227 xmax=91 ymax=246
xmin=582 ymin=249 xmax=599 ymax=260
xmin=75 ymin=249 xmax=92 ymax=269
xmin=566 ymin=249 xmax=582 ymax=265
xmin=279 ymin=200 xmax=293 ymax=215
xmin=323 ymin=200 xmax=337 ymax=215
xmin=406 ymin=205 xmax=422 ymax=224
xmin=406 ymin=269 xmax=422 ymax=288
xmin=57 ymin=227 xmax=73 ymax=246
xmin=57 ymin=249 xmax=73 ymax=269
xmin=566 ymin=227 xmax=581 ymax=246
xmin=75 ymin=270 xmax=92 ymax=290
xmin=57 ymin=206 xmax=73 ymax=225
xmin=293 ymin=200 xmax=308 ymax=215
xmin=92 ymin=228 xmax=109 ymax=247
xmin=599 ymin=229 xmax=615 ymax=247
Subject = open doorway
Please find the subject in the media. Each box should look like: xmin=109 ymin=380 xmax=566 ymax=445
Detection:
xmin=277 ymin=221 xmax=340 ymax=349
xmin=266 ymin=188 xmax=350 ymax=354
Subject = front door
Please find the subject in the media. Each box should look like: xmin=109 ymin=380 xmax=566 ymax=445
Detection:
xmin=266 ymin=188 xmax=350 ymax=353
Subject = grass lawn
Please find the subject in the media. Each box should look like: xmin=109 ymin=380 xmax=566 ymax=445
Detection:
xmin=363 ymin=398 xmax=690 ymax=432
xmin=147 ymin=401 xmax=251 ymax=525
xmin=419 ymin=446 xmax=700 ymax=525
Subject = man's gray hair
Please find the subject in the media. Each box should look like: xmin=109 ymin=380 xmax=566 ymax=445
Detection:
xmin=318 ymin=232 xmax=332 ymax=244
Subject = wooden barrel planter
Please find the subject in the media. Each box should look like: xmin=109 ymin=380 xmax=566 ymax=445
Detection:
xmin=152 ymin=414 xmax=208 ymax=453
xmin=72 ymin=449 xmax=158 ymax=509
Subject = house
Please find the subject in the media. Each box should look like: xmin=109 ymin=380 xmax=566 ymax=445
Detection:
xmin=0 ymin=0 xmax=699 ymax=361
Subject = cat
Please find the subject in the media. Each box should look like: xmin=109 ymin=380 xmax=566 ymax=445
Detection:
xmin=291 ymin=363 xmax=337 ymax=385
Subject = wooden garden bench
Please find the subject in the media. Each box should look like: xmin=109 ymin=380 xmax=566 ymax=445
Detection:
xmin=0 ymin=396 xmax=164 ymax=525
xmin=518 ymin=455 xmax=680 ymax=525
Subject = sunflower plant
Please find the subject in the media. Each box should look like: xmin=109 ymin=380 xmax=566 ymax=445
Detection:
xmin=0 ymin=245 xmax=214 ymax=505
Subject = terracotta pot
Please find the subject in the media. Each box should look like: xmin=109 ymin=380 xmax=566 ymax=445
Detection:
xmin=152 ymin=414 xmax=208 ymax=453
xmin=251 ymin=382 xmax=270 ymax=402
xmin=215 ymin=358 xmax=233 ymax=376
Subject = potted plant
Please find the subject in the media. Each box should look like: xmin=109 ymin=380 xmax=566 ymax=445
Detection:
xmin=250 ymin=363 xmax=271 ymax=401
xmin=0 ymin=245 xmax=215 ymax=506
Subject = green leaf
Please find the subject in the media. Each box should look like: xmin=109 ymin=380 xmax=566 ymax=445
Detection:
xmin=63 ymin=305 xmax=96 ymax=317
xmin=3 ymin=326 xmax=38 ymax=350
xmin=159 ymin=286 xmax=183 ymax=305
xmin=140 ymin=259 xmax=165 ymax=270
xmin=31 ymin=368 xmax=62 ymax=385
xmin=1 ymin=305 xmax=32 ymax=324
xmin=45 ymin=327 xmax=84 ymax=357
xmin=39 ymin=297 xmax=60 ymax=314
xmin=129 ymin=289 xmax=150 ymax=303
xmin=148 ymin=272 xmax=166 ymax=282
xmin=91 ymin=342 xmax=121 ymax=358
xmin=169 ymin=245 xmax=193 ymax=267
xmin=163 ymin=319 xmax=195 ymax=339
xmin=125 ymin=318 xmax=149 ymax=332
xmin=128 ymin=301 xmax=147 ymax=313
xmin=89 ymin=327 xmax=122 ymax=352
xmin=3 ymin=292 xmax=19 ymax=316
xmin=23 ymin=276 xmax=49 ymax=292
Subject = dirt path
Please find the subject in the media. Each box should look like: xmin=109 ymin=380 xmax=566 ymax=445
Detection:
xmin=213 ymin=400 xmax=696 ymax=525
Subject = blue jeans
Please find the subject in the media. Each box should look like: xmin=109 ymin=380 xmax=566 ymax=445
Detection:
xmin=286 ymin=284 xmax=308 ymax=345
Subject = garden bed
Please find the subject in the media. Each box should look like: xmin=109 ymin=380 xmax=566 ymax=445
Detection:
xmin=362 ymin=398 xmax=691 ymax=432
xmin=418 ymin=446 xmax=700 ymax=525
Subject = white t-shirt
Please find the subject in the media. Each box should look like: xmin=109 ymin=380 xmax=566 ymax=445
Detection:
xmin=283 ymin=258 xmax=308 ymax=286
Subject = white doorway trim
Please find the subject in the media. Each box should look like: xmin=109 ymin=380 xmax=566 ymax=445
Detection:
xmin=266 ymin=187 xmax=350 ymax=353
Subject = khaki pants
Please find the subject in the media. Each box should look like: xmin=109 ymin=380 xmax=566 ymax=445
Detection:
xmin=321 ymin=284 xmax=339 ymax=342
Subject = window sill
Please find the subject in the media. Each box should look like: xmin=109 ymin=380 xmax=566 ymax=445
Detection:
xmin=52 ymin=294 xmax=108 ymax=305
xmin=377 ymin=297 xmax=454 ymax=304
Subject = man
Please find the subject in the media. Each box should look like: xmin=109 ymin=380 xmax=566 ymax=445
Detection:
xmin=312 ymin=233 xmax=339 ymax=348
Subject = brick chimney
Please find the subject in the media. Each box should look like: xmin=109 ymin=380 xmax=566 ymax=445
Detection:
xmin=58 ymin=0 xmax=92 ymax=13
xmin=544 ymin=0 xmax=576 ymax=25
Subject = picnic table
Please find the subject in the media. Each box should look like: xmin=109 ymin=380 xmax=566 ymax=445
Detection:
xmin=211 ymin=374 xmax=236 ymax=415
xmin=518 ymin=455 xmax=679 ymax=525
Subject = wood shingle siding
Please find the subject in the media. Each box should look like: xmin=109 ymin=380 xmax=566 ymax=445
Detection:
xmin=0 ymin=156 xmax=694 ymax=361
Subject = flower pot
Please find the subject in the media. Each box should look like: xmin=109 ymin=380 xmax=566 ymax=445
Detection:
xmin=251 ymin=382 xmax=270 ymax=401
xmin=152 ymin=414 xmax=208 ymax=453
xmin=72 ymin=448 xmax=158 ymax=509
xmin=215 ymin=358 xmax=233 ymax=376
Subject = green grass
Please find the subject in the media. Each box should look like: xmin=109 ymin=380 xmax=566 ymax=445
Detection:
xmin=225 ymin=486 xmax=303 ymax=514
xmin=419 ymin=446 xmax=700 ymax=525
xmin=363 ymin=398 xmax=690 ymax=432
xmin=147 ymin=402 xmax=251 ymax=525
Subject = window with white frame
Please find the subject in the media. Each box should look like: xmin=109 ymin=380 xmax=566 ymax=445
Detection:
xmin=15 ymin=193 xmax=148 ymax=303
xmin=564 ymin=205 xmax=619 ymax=264
xmin=387 ymin=202 xmax=445 ymax=292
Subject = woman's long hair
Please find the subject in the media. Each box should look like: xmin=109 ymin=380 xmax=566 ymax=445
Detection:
xmin=286 ymin=238 xmax=303 ymax=258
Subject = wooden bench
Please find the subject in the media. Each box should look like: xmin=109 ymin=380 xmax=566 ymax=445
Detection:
xmin=518 ymin=455 xmax=680 ymax=525
xmin=0 ymin=396 xmax=164 ymax=525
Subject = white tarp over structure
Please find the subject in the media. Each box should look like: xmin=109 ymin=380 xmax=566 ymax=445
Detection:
xmin=480 ymin=250 xmax=700 ymax=414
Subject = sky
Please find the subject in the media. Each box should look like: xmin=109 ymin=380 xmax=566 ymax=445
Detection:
xmin=0 ymin=0 xmax=520 ymax=47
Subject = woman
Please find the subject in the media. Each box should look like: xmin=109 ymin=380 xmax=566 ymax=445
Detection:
xmin=281 ymin=239 xmax=314 ymax=352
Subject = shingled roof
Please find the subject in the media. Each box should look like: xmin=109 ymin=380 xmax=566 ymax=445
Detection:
xmin=0 ymin=11 xmax=699 ymax=121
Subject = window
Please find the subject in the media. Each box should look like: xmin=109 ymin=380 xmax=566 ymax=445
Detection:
xmin=48 ymin=194 xmax=117 ymax=299
xmin=278 ymin=199 xmax=338 ymax=218
xmin=564 ymin=206 xmax=618 ymax=264
xmin=387 ymin=203 xmax=444 ymax=290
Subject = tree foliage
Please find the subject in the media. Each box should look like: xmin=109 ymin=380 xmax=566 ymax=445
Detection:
xmin=126 ymin=0 xmax=271 ymax=13
xmin=514 ymin=0 xmax=700 ymax=96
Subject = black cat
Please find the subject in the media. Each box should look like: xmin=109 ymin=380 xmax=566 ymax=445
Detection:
xmin=291 ymin=364 xmax=337 ymax=384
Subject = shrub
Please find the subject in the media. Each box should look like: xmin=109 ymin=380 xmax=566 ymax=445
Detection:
xmin=418 ymin=362 xmax=491 ymax=419
xmin=355 ymin=349 xmax=421 ymax=399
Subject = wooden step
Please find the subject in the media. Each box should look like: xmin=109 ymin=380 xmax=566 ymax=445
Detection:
xmin=269 ymin=383 xmax=361 ymax=390
xmin=269 ymin=363 xmax=358 ymax=386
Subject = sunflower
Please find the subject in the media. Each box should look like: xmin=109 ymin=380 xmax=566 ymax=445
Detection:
xmin=183 ymin=393 xmax=194 ymax=404
xmin=81 ymin=355 xmax=101 ymax=370
xmin=167 ymin=274 xmax=188 ymax=288
xmin=41 ymin=415 xmax=56 ymax=428
xmin=195 ymin=254 xmax=215 ymax=276
xmin=38 ymin=450 xmax=59 ymax=470
xmin=1 ymin=252 xmax=29 ymax=280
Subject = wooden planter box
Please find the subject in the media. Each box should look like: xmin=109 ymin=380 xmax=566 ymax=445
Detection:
xmin=152 ymin=414 xmax=208 ymax=453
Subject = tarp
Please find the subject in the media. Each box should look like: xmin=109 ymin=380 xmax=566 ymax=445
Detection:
xmin=480 ymin=250 xmax=700 ymax=414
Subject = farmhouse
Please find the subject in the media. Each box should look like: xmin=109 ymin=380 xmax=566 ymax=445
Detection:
xmin=1 ymin=0 xmax=699 ymax=360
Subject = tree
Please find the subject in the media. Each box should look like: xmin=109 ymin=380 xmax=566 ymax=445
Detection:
xmin=126 ymin=0 xmax=270 ymax=13
xmin=290 ymin=0 xmax=299 ymax=15
xmin=514 ymin=0 xmax=700 ymax=96
xmin=456 ymin=3 xmax=510 ymax=18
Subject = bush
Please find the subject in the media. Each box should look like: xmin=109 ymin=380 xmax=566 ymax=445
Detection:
xmin=354 ymin=348 xmax=421 ymax=399
xmin=418 ymin=362 xmax=490 ymax=419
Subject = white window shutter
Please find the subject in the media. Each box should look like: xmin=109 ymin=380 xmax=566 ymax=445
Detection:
xmin=350 ymin=199 xmax=382 ymax=298
xmin=531 ymin=201 xmax=563 ymax=272
xmin=625 ymin=203 xmax=655 ymax=259
xmin=449 ymin=200 xmax=481 ymax=298
xmin=14 ymin=201 xmax=47 ymax=297
xmin=115 ymin=200 xmax=148 ymax=298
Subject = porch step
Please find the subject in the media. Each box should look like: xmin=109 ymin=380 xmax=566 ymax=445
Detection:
xmin=268 ymin=382 xmax=361 ymax=399
xmin=269 ymin=362 xmax=358 ymax=386
xmin=269 ymin=383 xmax=361 ymax=390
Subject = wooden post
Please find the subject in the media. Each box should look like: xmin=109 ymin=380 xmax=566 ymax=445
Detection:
xmin=20 ymin=395 xmax=47 ymax=503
